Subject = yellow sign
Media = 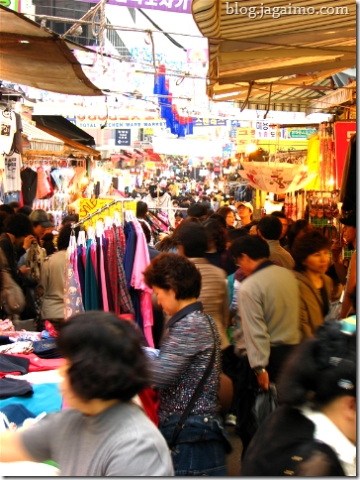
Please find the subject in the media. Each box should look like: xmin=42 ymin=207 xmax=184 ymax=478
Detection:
xmin=236 ymin=127 xmax=255 ymax=153
xmin=144 ymin=161 xmax=156 ymax=170
xmin=144 ymin=128 xmax=154 ymax=135
xmin=79 ymin=198 xmax=137 ymax=228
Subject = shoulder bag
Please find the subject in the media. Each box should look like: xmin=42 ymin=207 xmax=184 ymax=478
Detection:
xmin=0 ymin=248 xmax=26 ymax=315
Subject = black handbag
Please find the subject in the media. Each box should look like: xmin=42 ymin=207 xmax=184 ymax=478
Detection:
xmin=169 ymin=317 xmax=216 ymax=451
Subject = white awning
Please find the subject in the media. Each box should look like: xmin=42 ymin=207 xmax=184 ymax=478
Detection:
xmin=22 ymin=122 xmax=64 ymax=152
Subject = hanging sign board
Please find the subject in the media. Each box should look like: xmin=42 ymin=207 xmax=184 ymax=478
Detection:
xmin=115 ymin=129 xmax=131 ymax=146
xmin=334 ymin=121 xmax=356 ymax=189
xmin=79 ymin=198 xmax=136 ymax=228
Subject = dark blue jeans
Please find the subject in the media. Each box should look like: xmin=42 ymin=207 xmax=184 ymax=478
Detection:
xmin=159 ymin=413 xmax=232 ymax=476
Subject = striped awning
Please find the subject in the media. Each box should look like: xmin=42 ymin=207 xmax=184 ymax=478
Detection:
xmin=22 ymin=122 xmax=64 ymax=152
xmin=192 ymin=0 xmax=356 ymax=108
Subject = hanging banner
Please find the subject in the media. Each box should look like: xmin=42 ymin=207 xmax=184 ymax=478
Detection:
xmin=79 ymin=198 xmax=136 ymax=228
xmin=239 ymin=162 xmax=318 ymax=194
xmin=76 ymin=0 xmax=192 ymax=14
xmin=66 ymin=115 xmax=166 ymax=129
xmin=193 ymin=117 xmax=228 ymax=127
xmin=334 ymin=121 xmax=356 ymax=189
xmin=236 ymin=127 xmax=255 ymax=152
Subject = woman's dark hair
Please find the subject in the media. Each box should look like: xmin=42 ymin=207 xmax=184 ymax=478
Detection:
xmin=208 ymin=213 xmax=227 ymax=229
xmin=203 ymin=219 xmax=227 ymax=253
xmin=143 ymin=252 xmax=201 ymax=300
xmin=216 ymin=206 xmax=234 ymax=219
xmin=139 ymin=220 xmax=151 ymax=244
xmin=0 ymin=211 xmax=8 ymax=235
xmin=277 ymin=321 xmax=356 ymax=407
xmin=136 ymin=201 xmax=148 ymax=219
xmin=172 ymin=221 xmax=208 ymax=257
xmin=57 ymin=312 xmax=150 ymax=402
xmin=4 ymin=213 xmax=34 ymax=238
xmin=292 ymin=230 xmax=331 ymax=272
xmin=57 ymin=224 xmax=79 ymax=251
xmin=229 ymin=235 xmax=270 ymax=261
xmin=287 ymin=219 xmax=312 ymax=250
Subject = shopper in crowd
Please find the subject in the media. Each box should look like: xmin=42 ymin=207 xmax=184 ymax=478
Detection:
xmin=285 ymin=219 xmax=313 ymax=254
xmin=292 ymin=230 xmax=332 ymax=339
xmin=0 ymin=312 xmax=174 ymax=476
xmin=187 ymin=203 xmax=209 ymax=221
xmin=17 ymin=205 xmax=32 ymax=216
xmin=8 ymin=201 xmax=20 ymax=212
xmin=257 ymin=215 xmax=295 ymax=269
xmin=173 ymin=221 xmax=230 ymax=350
xmin=241 ymin=321 xmax=356 ymax=476
xmin=235 ymin=201 xmax=253 ymax=227
xmin=243 ymin=219 xmax=259 ymax=235
xmin=0 ymin=213 xmax=35 ymax=287
xmin=0 ymin=211 xmax=8 ymax=235
xmin=271 ymin=211 xmax=289 ymax=247
xmin=36 ymin=225 xmax=77 ymax=331
xmin=217 ymin=206 xmax=236 ymax=230
xmin=143 ymin=253 xmax=231 ymax=476
xmin=203 ymin=218 xmax=237 ymax=275
xmin=61 ymin=214 xmax=79 ymax=227
xmin=338 ymin=211 xmax=356 ymax=319
xmin=0 ymin=204 xmax=15 ymax=216
xmin=229 ymin=235 xmax=300 ymax=454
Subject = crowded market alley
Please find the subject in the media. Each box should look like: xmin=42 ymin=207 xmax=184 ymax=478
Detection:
xmin=0 ymin=0 xmax=356 ymax=476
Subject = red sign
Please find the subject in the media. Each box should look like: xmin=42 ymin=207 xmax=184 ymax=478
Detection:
xmin=334 ymin=122 xmax=356 ymax=189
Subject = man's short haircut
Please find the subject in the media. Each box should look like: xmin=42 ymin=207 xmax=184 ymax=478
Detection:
xmin=187 ymin=203 xmax=208 ymax=218
xmin=227 ymin=227 xmax=249 ymax=244
xmin=291 ymin=230 xmax=331 ymax=272
xmin=229 ymin=235 xmax=270 ymax=260
xmin=258 ymin=215 xmax=282 ymax=240
xmin=136 ymin=201 xmax=148 ymax=218
xmin=4 ymin=213 xmax=34 ymax=238
xmin=57 ymin=312 xmax=150 ymax=402
xmin=58 ymin=224 xmax=79 ymax=251
xmin=271 ymin=211 xmax=287 ymax=220
xmin=172 ymin=221 xmax=208 ymax=257
xmin=143 ymin=252 xmax=201 ymax=299
xmin=0 ymin=205 xmax=15 ymax=216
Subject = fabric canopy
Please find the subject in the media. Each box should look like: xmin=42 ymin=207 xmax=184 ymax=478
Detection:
xmin=192 ymin=0 xmax=356 ymax=109
xmin=32 ymin=116 xmax=96 ymax=146
xmin=0 ymin=6 xmax=102 ymax=96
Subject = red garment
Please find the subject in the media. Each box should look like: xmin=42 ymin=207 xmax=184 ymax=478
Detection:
xmin=138 ymin=388 xmax=159 ymax=426
xmin=0 ymin=371 xmax=21 ymax=379
xmin=6 ymin=354 xmax=64 ymax=372
xmin=105 ymin=228 xmax=120 ymax=315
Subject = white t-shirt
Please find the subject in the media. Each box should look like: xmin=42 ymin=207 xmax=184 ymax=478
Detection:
xmin=0 ymin=110 xmax=17 ymax=155
xmin=4 ymin=151 xmax=22 ymax=192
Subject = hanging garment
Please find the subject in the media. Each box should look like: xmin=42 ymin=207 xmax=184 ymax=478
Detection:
xmin=64 ymin=237 xmax=85 ymax=320
xmin=11 ymin=113 xmax=23 ymax=154
xmin=35 ymin=167 xmax=52 ymax=199
xmin=4 ymin=151 xmax=22 ymax=193
xmin=96 ymin=239 xmax=104 ymax=310
xmin=77 ymin=245 xmax=86 ymax=300
xmin=0 ymin=110 xmax=17 ymax=155
xmin=21 ymin=167 xmax=38 ymax=207
xmin=99 ymin=237 xmax=109 ymax=312
xmin=84 ymin=239 xmax=99 ymax=312
xmin=114 ymin=226 xmax=134 ymax=314
xmin=123 ymin=222 xmax=137 ymax=289
xmin=104 ymin=229 xmax=118 ymax=314
xmin=305 ymin=134 xmax=320 ymax=191
xmin=103 ymin=237 xmax=114 ymax=313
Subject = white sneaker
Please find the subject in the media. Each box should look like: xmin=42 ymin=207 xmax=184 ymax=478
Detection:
xmin=225 ymin=414 xmax=237 ymax=426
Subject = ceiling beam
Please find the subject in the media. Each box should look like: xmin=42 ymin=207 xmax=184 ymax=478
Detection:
xmin=218 ymin=58 xmax=356 ymax=84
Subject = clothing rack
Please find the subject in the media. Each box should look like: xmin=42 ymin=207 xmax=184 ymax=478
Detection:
xmin=71 ymin=197 xmax=133 ymax=229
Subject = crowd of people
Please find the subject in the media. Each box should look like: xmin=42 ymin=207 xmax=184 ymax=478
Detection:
xmin=0 ymin=181 xmax=356 ymax=476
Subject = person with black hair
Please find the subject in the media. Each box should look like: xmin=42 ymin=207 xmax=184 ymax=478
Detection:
xmin=241 ymin=321 xmax=356 ymax=476
xmin=229 ymin=235 xmax=300 ymax=453
xmin=292 ymin=230 xmax=333 ymax=339
xmin=172 ymin=221 xmax=230 ymax=351
xmin=0 ymin=213 xmax=35 ymax=287
xmin=187 ymin=203 xmax=209 ymax=220
xmin=0 ymin=204 xmax=15 ymax=216
xmin=143 ymin=253 xmax=231 ymax=476
xmin=17 ymin=205 xmax=32 ymax=216
xmin=338 ymin=210 xmax=356 ymax=319
xmin=257 ymin=215 xmax=295 ymax=269
xmin=270 ymin=210 xmax=289 ymax=247
xmin=0 ymin=312 xmax=174 ymax=476
xmin=203 ymin=218 xmax=237 ymax=275
xmin=285 ymin=219 xmax=313 ymax=253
